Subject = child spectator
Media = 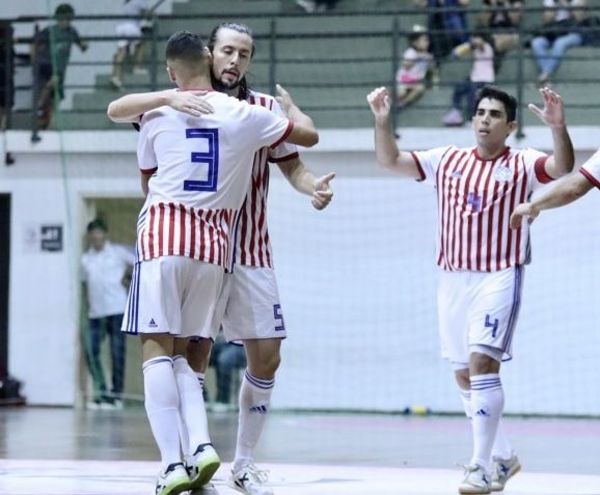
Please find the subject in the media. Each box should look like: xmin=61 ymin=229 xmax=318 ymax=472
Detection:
xmin=31 ymin=3 xmax=88 ymax=129
xmin=442 ymin=32 xmax=495 ymax=126
xmin=396 ymin=25 xmax=434 ymax=108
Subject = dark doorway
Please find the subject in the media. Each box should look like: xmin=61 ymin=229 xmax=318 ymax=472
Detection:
xmin=0 ymin=194 xmax=9 ymax=379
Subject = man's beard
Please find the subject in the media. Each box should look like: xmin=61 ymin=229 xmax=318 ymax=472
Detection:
xmin=211 ymin=71 xmax=240 ymax=93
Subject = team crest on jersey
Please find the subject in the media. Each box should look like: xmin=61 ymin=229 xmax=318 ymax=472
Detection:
xmin=493 ymin=165 xmax=512 ymax=182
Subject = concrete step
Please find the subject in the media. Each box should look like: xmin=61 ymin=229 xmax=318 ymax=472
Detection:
xmin=171 ymin=0 xmax=281 ymax=15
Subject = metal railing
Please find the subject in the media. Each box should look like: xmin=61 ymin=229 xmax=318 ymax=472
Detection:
xmin=0 ymin=4 xmax=599 ymax=141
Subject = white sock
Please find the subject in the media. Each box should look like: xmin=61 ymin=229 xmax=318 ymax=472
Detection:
xmin=173 ymin=355 xmax=211 ymax=457
xmin=143 ymin=356 xmax=181 ymax=468
xmin=459 ymin=386 xmax=513 ymax=461
xmin=470 ymin=374 xmax=504 ymax=472
xmin=233 ymin=370 xmax=274 ymax=472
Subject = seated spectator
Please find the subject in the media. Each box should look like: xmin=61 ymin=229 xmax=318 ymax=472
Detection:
xmin=442 ymin=32 xmax=495 ymax=126
xmin=208 ymin=334 xmax=247 ymax=412
xmin=479 ymin=0 xmax=523 ymax=71
xmin=295 ymin=0 xmax=339 ymax=13
xmin=415 ymin=0 xmax=470 ymax=69
xmin=531 ymin=0 xmax=587 ymax=85
xmin=31 ymin=3 xmax=88 ymax=130
xmin=396 ymin=25 xmax=434 ymax=108
xmin=111 ymin=0 xmax=151 ymax=90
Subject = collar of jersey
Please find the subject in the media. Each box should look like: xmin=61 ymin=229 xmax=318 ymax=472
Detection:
xmin=473 ymin=146 xmax=510 ymax=162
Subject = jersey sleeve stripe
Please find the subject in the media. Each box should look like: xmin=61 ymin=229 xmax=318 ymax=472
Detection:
xmin=270 ymin=120 xmax=294 ymax=149
xmin=410 ymin=151 xmax=426 ymax=181
xmin=533 ymin=156 xmax=553 ymax=183
xmin=268 ymin=151 xmax=299 ymax=163
xmin=580 ymin=167 xmax=600 ymax=188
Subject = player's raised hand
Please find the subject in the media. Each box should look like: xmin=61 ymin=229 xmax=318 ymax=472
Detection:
xmin=275 ymin=84 xmax=296 ymax=115
xmin=367 ymin=87 xmax=392 ymax=122
xmin=509 ymin=202 xmax=540 ymax=229
xmin=168 ymin=90 xmax=214 ymax=116
xmin=528 ymin=87 xmax=565 ymax=128
xmin=312 ymin=172 xmax=335 ymax=210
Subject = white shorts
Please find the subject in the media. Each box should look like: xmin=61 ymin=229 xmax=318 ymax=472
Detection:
xmin=121 ymin=256 xmax=224 ymax=338
xmin=116 ymin=21 xmax=142 ymax=48
xmin=437 ymin=266 xmax=524 ymax=364
xmin=204 ymin=265 xmax=286 ymax=342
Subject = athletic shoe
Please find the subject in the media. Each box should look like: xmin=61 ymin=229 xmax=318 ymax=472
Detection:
xmin=189 ymin=482 xmax=218 ymax=494
xmin=458 ymin=464 xmax=491 ymax=494
xmin=186 ymin=443 xmax=221 ymax=491
xmin=442 ymin=107 xmax=464 ymax=127
xmin=154 ymin=462 xmax=190 ymax=495
xmin=229 ymin=463 xmax=273 ymax=495
xmin=110 ymin=76 xmax=123 ymax=90
xmin=491 ymin=453 xmax=521 ymax=491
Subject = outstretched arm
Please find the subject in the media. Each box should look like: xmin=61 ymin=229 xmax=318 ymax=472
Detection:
xmin=528 ymin=87 xmax=574 ymax=179
xmin=509 ymin=172 xmax=594 ymax=228
xmin=277 ymin=156 xmax=335 ymax=210
xmin=107 ymin=90 xmax=213 ymax=123
xmin=366 ymin=87 xmax=421 ymax=178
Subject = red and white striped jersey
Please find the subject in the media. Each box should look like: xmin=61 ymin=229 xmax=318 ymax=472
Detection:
xmin=413 ymin=145 xmax=552 ymax=272
xmin=580 ymin=148 xmax=600 ymax=188
xmin=233 ymin=90 xmax=299 ymax=268
xmin=135 ymin=89 xmax=293 ymax=268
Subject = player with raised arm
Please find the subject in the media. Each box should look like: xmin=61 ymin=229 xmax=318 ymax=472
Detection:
xmin=367 ymin=84 xmax=574 ymax=494
xmin=114 ymin=30 xmax=318 ymax=495
xmin=510 ymin=149 xmax=600 ymax=227
xmin=108 ymin=22 xmax=333 ymax=495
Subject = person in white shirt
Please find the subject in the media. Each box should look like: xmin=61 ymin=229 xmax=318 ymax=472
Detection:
xmin=111 ymin=0 xmax=151 ymax=89
xmin=80 ymin=218 xmax=135 ymax=410
xmin=107 ymin=30 xmax=318 ymax=495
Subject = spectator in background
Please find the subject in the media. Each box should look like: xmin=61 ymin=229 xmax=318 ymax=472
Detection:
xmin=531 ymin=0 xmax=587 ymax=85
xmin=295 ymin=0 xmax=339 ymax=13
xmin=479 ymin=0 xmax=523 ymax=71
xmin=111 ymin=0 xmax=151 ymax=90
xmin=415 ymin=0 xmax=470 ymax=79
xmin=80 ymin=219 xmax=135 ymax=410
xmin=31 ymin=3 xmax=88 ymax=129
xmin=0 ymin=21 xmax=15 ymax=164
xmin=207 ymin=334 xmax=247 ymax=413
xmin=442 ymin=31 xmax=495 ymax=126
xmin=396 ymin=25 xmax=434 ymax=109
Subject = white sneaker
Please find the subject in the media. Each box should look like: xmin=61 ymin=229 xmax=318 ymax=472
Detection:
xmin=154 ymin=462 xmax=190 ymax=495
xmin=229 ymin=463 xmax=273 ymax=495
xmin=442 ymin=107 xmax=464 ymax=127
xmin=459 ymin=464 xmax=491 ymax=494
xmin=110 ymin=76 xmax=123 ymax=90
xmin=186 ymin=443 xmax=220 ymax=491
xmin=295 ymin=0 xmax=316 ymax=12
xmin=491 ymin=453 xmax=521 ymax=491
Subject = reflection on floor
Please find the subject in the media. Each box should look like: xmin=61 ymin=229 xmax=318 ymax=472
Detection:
xmin=2 ymin=407 xmax=600 ymax=495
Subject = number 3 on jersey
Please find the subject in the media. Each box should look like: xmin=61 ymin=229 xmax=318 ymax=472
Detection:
xmin=183 ymin=128 xmax=219 ymax=192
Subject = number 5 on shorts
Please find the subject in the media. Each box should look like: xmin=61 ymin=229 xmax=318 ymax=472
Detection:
xmin=183 ymin=128 xmax=219 ymax=192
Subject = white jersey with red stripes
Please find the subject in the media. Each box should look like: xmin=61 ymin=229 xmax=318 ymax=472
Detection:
xmin=580 ymin=148 xmax=600 ymax=188
xmin=413 ymin=145 xmax=552 ymax=272
xmin=135 ymin=89 xmax=293 ymax=268
xmin=232 ymin=90 xmax=299 ymax=268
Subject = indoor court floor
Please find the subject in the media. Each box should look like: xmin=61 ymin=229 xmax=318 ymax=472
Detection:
xmin=1 ymin=406 xmax=600 ymax=495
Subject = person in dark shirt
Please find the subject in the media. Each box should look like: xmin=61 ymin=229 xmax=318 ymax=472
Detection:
xmin=31 ymin=3 xmax=88 ymax=129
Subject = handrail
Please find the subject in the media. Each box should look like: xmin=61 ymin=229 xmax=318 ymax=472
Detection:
xmin=0 ymin=3 xmax=599 ymax=137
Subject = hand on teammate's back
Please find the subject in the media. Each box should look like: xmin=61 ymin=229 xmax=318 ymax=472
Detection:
xmin=168 ymin=90 xmax=214 ymax=116
xmin=312 ymin=172 xmax=336 ymax=210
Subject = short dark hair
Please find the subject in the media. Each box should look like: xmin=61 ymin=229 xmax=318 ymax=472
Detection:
xmin=55 ymin=3 xmax=75 ymax=19
xmin=473 ymin=85 xmax=517 ymax=122
xmin=87 ymin=218 xmax=107 ymax=233
xmin=165 ymin=30 xmax=206 ymax=65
